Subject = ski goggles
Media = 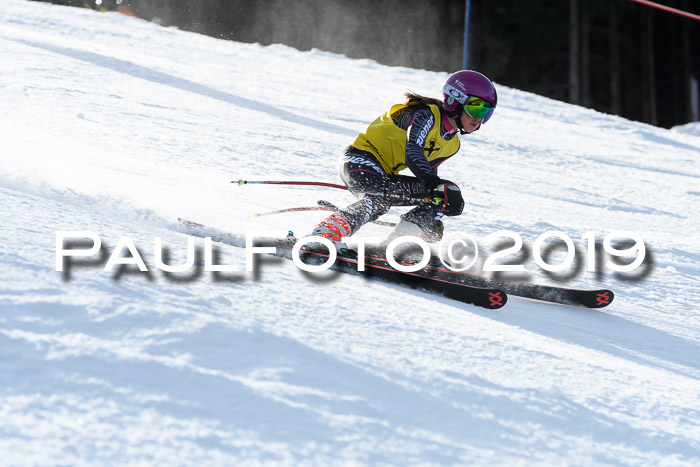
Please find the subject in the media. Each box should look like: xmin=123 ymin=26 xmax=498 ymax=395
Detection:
xmin=463 ymin=96 xmax=495 ymax=121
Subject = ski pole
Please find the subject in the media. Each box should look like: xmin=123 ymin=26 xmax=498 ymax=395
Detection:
xmin=251 ymin=200 xmax=397 ymax=227
xmin=250 ymin=200 xmax=339 ymax=218
xmin=234 ymin=178 xmax=432 ymax=201
xmin=235 ymin=179 xmax=447 ymax=210
xmin=250 ymin=205 xmax=337 ymax=218
xmin=233 ymin=179 xmax=349 ymax=190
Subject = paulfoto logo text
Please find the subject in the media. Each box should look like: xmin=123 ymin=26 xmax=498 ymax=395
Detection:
xmin=55 ymin=229 xmax=652 ymax=283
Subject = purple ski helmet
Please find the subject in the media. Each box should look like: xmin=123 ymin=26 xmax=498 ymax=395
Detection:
xmin=443 ymin=70 xmax=497 ymax=123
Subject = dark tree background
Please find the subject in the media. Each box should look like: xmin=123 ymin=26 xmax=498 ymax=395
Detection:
xmin=35 ymin=0 xmax=700 ymax=128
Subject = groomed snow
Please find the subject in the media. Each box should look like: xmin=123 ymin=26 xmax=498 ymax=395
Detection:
xmin=1 ymin=0 xmax=699 ymax=464
xmin=673 ymin=122 xmax=700 ymax=136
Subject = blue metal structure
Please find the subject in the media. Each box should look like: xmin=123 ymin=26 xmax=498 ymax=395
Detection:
xmin=462 ymin=0 xmax=472 ymax=69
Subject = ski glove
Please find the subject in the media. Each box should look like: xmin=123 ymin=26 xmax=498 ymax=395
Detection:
xmin=430 ymin=181 xmax=464 ymax=216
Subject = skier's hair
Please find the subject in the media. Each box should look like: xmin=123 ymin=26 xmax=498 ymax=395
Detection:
xmin=403 ymin=91 xmax=444 ymax=109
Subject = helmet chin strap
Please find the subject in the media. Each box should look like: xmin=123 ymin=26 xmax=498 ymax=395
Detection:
xmin=447 ymin=106 xmax=482 ymax=135
xmin=446 ymin=107 xmax=469 ymax=135
xmin=446 ymin=106 xmax=482 ymax=135
xmin=456 ymin=117 xmax=468 ymax=135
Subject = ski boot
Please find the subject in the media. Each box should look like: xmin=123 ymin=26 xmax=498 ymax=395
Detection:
xmin=309 ymin=213 xmax=356 ymax=256
xmin=383 ymin=216 xmax=444 ymax=245
xmin=420 ymin=219 xmax=444 ymax=243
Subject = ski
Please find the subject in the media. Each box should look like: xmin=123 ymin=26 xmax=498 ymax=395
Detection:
xmin=480 ymin=280 xmax=612 ymax=308
xmin=176 ymin=218 xmax=612 ymax=309
xmin=175 ymin=219 xmax=506 ymax=310
xmin=360 ymin=251 xmax=614 ymax=309
xmin=430 ymin=263 xmax=613 ymax=309
xmin=294 ymin=244 xmax=507 ymax=310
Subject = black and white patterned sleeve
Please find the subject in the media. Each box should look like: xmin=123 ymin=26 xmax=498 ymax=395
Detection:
xmin=405 ymin=108 xmax=441 ymax=189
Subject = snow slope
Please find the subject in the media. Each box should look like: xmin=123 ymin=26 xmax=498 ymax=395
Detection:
xmin=1 ymin=1 xmax=699 ymax=464
xmin=673 ymin=122 xmax=700 ymax=137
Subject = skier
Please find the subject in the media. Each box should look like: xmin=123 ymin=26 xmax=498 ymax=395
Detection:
xmin=311 ymin=70 xmax=497 ymax=253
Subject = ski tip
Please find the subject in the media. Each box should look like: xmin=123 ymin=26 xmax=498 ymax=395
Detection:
xmin=485 ymin=290 xmax=507 ymax=309
xmin=589 ymin=289 xmax=614 ymax=308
